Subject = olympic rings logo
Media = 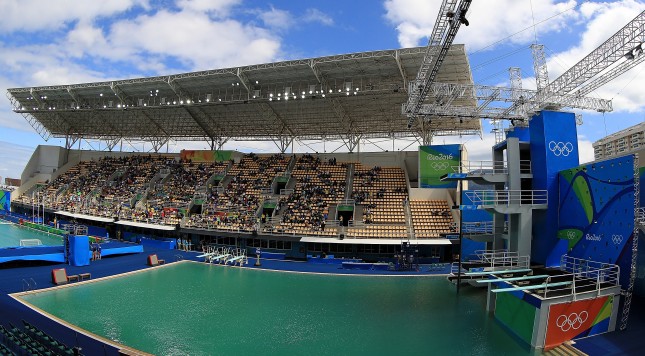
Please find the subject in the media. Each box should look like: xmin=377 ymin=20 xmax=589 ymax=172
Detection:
xmin=548 ymin=141 xmax=574 ymax=157
xmin=612 ymin=234 xmax=623 ymax=245
xmin=556 ymin=311 xmax=588 ymax=332
xmin=566 ymin=231 xmax=576 ymax=240
xmin=431 ymin=162 xmax=449 ymax=170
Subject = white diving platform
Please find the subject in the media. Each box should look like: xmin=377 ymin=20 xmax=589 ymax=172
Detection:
xmin=463 ymin=268 xmax=532 ymax=276
xmin=476 ymin=275 xmax=550 ymax=284
xmin=226 ymin=256 xmax=245 ymax=263
xmin=196 ymin=252 xmax=216 ymax=258
xmin=491 ymin=281 xmax=573 ymax=293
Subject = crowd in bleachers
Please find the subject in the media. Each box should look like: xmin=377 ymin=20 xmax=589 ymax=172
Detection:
xmin=187 ymin=154 xmax=289 ymax=231
xmin=17 ymin=152 xmax=455 ymax=238
xmin=271 ymin=154 xmax=346 ymax=236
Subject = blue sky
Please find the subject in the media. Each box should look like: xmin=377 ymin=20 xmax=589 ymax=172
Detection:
xmin=1 ymin=0 xmax=644 ymax=181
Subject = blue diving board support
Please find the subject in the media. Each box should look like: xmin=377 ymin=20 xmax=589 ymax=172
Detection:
xmin=441 ymin=173 xmax=468 ymax=180
xmin=491 ymin=281 xmax=572 ymax=293
xmin=459 ymin=205 xmax=481 ymax=211
xmin=476 ymin=274 xmax=550 ymax=283
xmin=464 ymin=268 xmax=532 ymax=276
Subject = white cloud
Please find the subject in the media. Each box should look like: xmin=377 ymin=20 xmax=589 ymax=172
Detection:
xmin=257 ymin=6 xmax=294 ymax=31
xmin=0 ymin=140 xmax=34 ymax=180
xmin=303 ymin=8 xmax=334 ymax=26
xmin=577 ymin=136 xmax=595 ymax=164
xmin=384 ymin=0 xmax=577 ymax=50
xmin=546 ymin=0 xmax=645 ymax=112
xmin=108 ymin=11 xmax=280 ymax=69
xmin=0 ymin=0 xmax=149 ymax=33
xmin=177 ymin=0 xmax=240 ymax=17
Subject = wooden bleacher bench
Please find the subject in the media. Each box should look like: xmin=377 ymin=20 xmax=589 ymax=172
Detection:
xmin=79 ymin=273 xmax=91 ymax=280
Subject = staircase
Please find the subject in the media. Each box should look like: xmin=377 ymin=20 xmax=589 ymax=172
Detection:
xmin=542 ymin=342 xmax=588 ymax=356
xmin=404 ymin=200 xmax=414 ymax=239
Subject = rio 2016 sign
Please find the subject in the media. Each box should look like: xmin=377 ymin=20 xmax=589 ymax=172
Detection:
xmin=419 ymin=145 xmax=461 ymax=188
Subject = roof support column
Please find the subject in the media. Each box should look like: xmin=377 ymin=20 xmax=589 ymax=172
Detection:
xmin=417 ymin=119 xmax=433 ymax=146
xmin=394 ymin=50 xmax=409 ymax=93
xmin=273 ymin=135 xmax=294 ymax=154
xmin=65 ymin=134 xmax=81 ymax=150
xmin=149 ymin=137 xmax=169 ymax=153
xmin=210 ymin=137 xmax=229 ymax=151
xmin=342 ymin=132 xmax=362 ymax=153
xmin=104 ymin=137 xmax=122 ymax=152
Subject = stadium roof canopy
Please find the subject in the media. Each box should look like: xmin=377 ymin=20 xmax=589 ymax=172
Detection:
xmin=7 ymin=45 xmax=479 ymax=151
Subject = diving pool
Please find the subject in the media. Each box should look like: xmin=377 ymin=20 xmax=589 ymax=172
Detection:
xmin=0 ymin=220 xmax=63 ymax=248
xmin=17 ymin=262 xmax=537 ymax=355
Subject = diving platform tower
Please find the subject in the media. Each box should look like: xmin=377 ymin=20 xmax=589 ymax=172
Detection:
xmin=445 ymin=110 xmax=579 ymax=265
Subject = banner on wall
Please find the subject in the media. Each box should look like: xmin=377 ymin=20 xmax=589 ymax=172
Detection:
xmin=180 ymin=150 xmax=233 ymax=163
xmin=419 ymin=145 xmax=461 ymax=188
xmin=0 ymin=190 xmax=10 ymax=212
xmin=544 ymin=296 xmax=613 ymax=349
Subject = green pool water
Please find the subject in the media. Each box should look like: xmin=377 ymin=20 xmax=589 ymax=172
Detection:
xmin=20 ymin=262 xmax=537 ymax=355
xmin=0 ymin=221 xmax=63 ymax=248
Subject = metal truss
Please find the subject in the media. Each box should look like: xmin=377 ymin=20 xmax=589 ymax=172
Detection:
xmin=110 ymin=82 xmax=129 ymax=106
xmin=546 ymin=11 xmax=645 ymax=94
xmin=272 ymin=135 xmax=294 ymax=153
xmin=7 ymin=45 xmax=480 ymax=144
xmin=394 ymin=50 xmax=409 ymax=93
xmin=531 ymin=44 xmax=550 ymax=91
xmin=64 ymin=135 xmax=81 ymax=149
xmin=410 ymin=82 xmax=611 ymax=118
xmin=620 ymin=152 xmax=640 ymax=330
xmin=7 ymin=48 xmax=427 ymax=95
xmin=236 ymin=68 xmax=253 ymax=98
xmin=508 ymin=67 xmax=527 ymax=127
xmin=102 ymin=136 xmax=122 ymax=151
xmin=405 ymin=0 xmax=471 ymax=121
xmin=574 ymin=52 xmax=645 ymax=97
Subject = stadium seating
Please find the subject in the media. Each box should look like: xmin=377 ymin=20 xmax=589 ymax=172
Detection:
xmin=189 ymin=154 xmax=290 ymax=231
xmin=274 ymin=155 xmax=347 ymax=236
xmin=16 ymin=152 xmax=457 ymax=240
xmin=410 ymin=200 xmax=456 ymax=238
xmin=0 ymin=321 xmax=75 ymax=356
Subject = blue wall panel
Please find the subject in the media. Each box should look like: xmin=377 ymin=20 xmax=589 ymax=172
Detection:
xmin=461 ymin=190 xmax=489 ymax=259
xmin=558 ymin=155 xmax=636 ymax=289
xmin=530 ymin=111 xmax=580 ymax=266
xmin=506 ymin=126 xmax=530 ymax=141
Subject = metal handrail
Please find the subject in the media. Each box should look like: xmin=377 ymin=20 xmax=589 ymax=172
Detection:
xmin=465 ymin=190 xmax=547 ymax=206
xmin=539 ymin=255 xmax=622 ymax=300
xmin=452 ymin=160 xmax=532 ymax=175
xmin=461 ymin=221 xmax=508 ymax=234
